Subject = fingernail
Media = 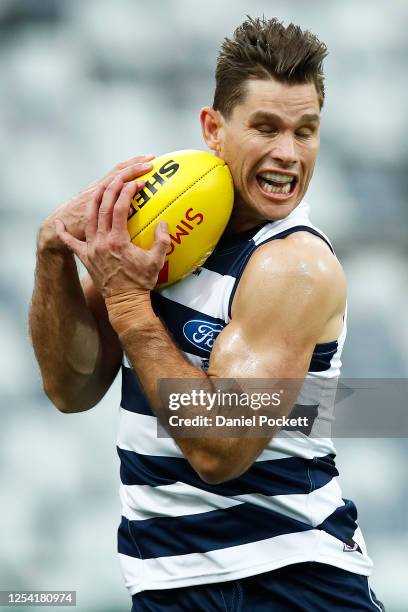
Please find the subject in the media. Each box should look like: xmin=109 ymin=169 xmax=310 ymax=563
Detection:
xmin=159 ymin=221 xmax=168 ymax=231
xmin=141 ymin=162 xmax=153 ymax=169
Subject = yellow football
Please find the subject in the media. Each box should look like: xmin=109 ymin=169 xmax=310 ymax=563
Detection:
xmin=127 ymin=150 xmax=234 ymax=287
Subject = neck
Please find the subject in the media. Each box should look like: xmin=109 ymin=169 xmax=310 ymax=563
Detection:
xmin=224 ymin=198 xmax=266 ymax=235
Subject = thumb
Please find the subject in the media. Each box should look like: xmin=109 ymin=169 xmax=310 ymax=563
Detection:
xmin=55 ymin=219 xmax=88 ymax=264
xmin=150 ymin=221 xmax=171 ymax=262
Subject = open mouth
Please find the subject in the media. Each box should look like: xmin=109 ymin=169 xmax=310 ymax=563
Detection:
xmin=256 ymin=172 xmax=297 ymax=196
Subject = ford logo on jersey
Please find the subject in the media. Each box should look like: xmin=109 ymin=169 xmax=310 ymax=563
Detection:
xmin=183 ymin=319 xmax=225 ymax=353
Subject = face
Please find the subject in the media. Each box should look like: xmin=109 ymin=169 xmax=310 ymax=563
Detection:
xmin=202 ymin=78 xmax=321 ymax=229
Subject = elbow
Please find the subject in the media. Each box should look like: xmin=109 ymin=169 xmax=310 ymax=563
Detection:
xmin=43 ymin=382 xmax=93 ymax=414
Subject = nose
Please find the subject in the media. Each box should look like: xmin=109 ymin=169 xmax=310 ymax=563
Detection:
xmin=269 ymin=132 xmax=297 ymax=167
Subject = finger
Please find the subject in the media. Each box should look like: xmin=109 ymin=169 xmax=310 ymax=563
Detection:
xmin=97 ymin=177 xmax=124 ymax=234
xmin=149 ymin=221 xmax=171 ymax=263
xmin=114 ymin=154 xmax=155 ymax=173
xmin=55 ymin=219 xmax=88 ymax=264
xmin=103 ymin=154 xmax=155 ymax=182
xmin=87 ymin=155 xmax=155 ymax=192
xmin=117 ymin=161 xmax=154 ymax=183
xmin=86 ymin=184 xmax=105 ymax=242
xmin=112 ymin=180 xmax=146 ymax=236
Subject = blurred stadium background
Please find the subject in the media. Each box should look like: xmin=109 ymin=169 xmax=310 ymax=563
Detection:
xmin=0 ymin=0 xmax=407 ymax=610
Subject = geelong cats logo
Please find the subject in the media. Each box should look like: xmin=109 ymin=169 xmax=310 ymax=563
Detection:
xmin=183 ymin=319 xmax=224 ymax=353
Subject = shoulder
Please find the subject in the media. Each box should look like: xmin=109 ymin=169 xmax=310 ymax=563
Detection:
xmin=232 ymin=231 xmax=346 ymax=332
xmin=253 ymin=230 xmax=343 ymax=277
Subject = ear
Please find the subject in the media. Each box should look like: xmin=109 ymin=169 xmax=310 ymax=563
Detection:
xmin=200 ymin=107 xmax=224 ymax=155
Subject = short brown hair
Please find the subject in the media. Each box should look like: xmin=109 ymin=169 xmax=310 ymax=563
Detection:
xmin=213 ymin=16 xmax=328 ymax=117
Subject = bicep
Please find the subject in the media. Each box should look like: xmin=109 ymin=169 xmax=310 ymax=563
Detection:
xmin=208 ymin=239 xmax=343 ymax=381
xmin=208 ymin=318 xmax=314 ymax=381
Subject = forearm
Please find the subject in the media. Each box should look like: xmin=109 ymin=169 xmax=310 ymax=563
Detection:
xmin=112 ymin=295 xmax=205 ymax=401
xmin=29 ymin=232 xmax=102 ymax=412
xmin=110 ymin=295 xmax=259 ymax=483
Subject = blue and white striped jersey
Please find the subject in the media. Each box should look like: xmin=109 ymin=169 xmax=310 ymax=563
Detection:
xmin=117 ymin=200 xmax=373 ymax=595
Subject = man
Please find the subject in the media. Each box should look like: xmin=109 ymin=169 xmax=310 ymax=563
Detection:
xmin=29 ymin=17 xmax=384 ymax=611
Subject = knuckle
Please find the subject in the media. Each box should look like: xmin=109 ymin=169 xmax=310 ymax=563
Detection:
xmin=133 ymin=154 xmax=149 ymax=164
xmin=93 ymin=239 xmax=105 ymax=255
xmin=124 ymin=181 xmax=136 ymax=193
xmin=92 ymin=190 xmax=102 ymax=203
xmin=107 ymin=179 xmax=122 ymax=191
xmin=159 ymin=236 xmax=170 ymax=248
xmin=108 ymin=232 xmax=123 ymax=246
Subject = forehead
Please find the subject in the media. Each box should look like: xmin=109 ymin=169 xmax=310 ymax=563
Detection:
xmin=233 ymin=78 xmax=320 ymax=122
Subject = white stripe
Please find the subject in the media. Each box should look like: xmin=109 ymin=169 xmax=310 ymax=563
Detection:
xmin=122 ymin=354 xmax=132 ymax=368
xmin=261 ymin=429 xmax=337 ymax=460
xmin=119 ymin=528 xmax=373 ymax=595
xmin=117 ymin=410 xmax=181 ymax=457
xmin=157 ymin=268 xmax=235 ymax=321
xmin=353 ymin=525 xmax=368 ymax=556
xmin=120 ymin=476 xmax=343 ymax=524
xmin=253 ymin=200 xmax=312 ymax=245
xmin=120 ymin=481 xmax=242 ymax=521
xmin=234 ymin=477 xmax=344 ymax=527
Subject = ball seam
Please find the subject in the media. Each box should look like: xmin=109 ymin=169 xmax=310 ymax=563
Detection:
xmin=130 ymin=162 xmax=227 ymax=241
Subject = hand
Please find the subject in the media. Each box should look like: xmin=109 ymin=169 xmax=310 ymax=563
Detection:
xmin=54 ymin=176 xmax=170 ymax=303
xmin=38 ymin=154 xmax=155 ymax=254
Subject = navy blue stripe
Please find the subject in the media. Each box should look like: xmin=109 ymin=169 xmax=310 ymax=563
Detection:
xmin=261 ymin=226 xmax=334 ymax=254
xmin=309 ymin=341 xmax=338 ymax=372
xmin=227 ymin=225 xmax=334 ymax=319
xmin=151 ymin=292 xmax=226 ymax=358
xmin=203 ymin=240 xmax=255 ymax=277
xmin=316 ymin=499 xmax=360 ymax=547
xmin=119 ymin=502 xmax=313 ymax=560
xmin=118 ymin=447 xmax=337 ymax=496
xmin=118 ymin=516 xmax=141 ymax=558
xmin=203 ymin=222 xmax=268 ymax=276
xmin=121 ymin=366 xmax=154 ymax=416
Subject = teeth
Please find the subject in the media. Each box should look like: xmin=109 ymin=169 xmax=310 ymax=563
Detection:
xmin=259 ymin=172 xmax=294 ymax=183
xmin=259 ymin=179 xmax=291 ymax=194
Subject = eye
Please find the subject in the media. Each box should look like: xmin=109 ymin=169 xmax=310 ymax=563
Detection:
xmin=296 ymin=127 xmax=316 ymax=138
xmin=256 ymin=125 xmax=278 ymax=135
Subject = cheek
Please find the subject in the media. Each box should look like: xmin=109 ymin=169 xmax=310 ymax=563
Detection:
xmin=301 ymin=143 xmax=319 ymax=173
xmin=220 ymin=132 xmax=261 ymax=189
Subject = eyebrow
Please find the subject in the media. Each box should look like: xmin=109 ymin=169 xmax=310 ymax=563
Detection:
xmin=249 ymin=111 xmax=320 ymax=125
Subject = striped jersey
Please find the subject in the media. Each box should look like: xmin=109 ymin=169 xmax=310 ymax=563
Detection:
xmin=117 ymin=200 xmax=373 ymax=595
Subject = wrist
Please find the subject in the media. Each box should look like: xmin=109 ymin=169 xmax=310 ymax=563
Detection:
xmin=105 ymin=290 xmax=157 ymax=335
xmin=37 ymin=221 xmax=71 ymax=256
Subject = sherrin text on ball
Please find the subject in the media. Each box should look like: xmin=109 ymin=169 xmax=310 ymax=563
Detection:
xmin=127 ymin=150 xmax=234 ymax=287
